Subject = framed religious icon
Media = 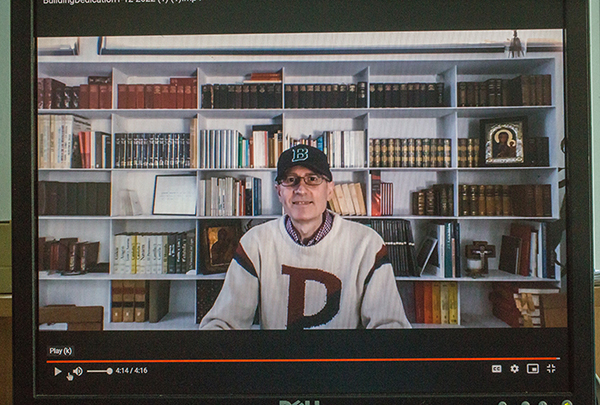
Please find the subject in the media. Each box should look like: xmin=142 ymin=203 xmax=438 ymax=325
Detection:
xmin=198 ymin=220 xmax=242 ymax=274
xmin=479 ymin=116 xmax=527 ymax=166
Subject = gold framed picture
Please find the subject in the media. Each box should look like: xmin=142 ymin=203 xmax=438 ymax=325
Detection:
xmin=198 ymin=220 xmax=242 ymax=274
xmin=480 ymin=116 xmax=527 ymax=166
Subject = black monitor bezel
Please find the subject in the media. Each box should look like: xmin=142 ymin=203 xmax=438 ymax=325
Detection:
xmin=11 ymin=0 xmax=594 ymax=403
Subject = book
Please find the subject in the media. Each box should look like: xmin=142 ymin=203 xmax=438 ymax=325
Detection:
xmin=121 ymin=280 xmax=136 ymax=322
xmin=440 ymin=282 xmax=450 ymax=324
xmin=431 ymin=282 xmax=441 ymax=324
xmin=353 ymin=183 xmax=367 ymax=216
xmin=498 ymin=235 xmax=522 ymax=274
xmin=370 ymin=170 xmax=382 ymax=216
xmin=333 ymin=184 xmax=351 ymax=215
xmin=423 ymin=281 xmax=433 ymax=323
xmin=416 ymin=236 xmax=437 ymax=275
xmin=448 ymin=282 xmax=459 ymax=324
xmin=148 ymin=280 xmax=171 ymax=323
xmin=134 ymin=280 xmax=149 ymax=322
xmin=510 ymin=223 xmax=533 ymax=277
xmin=414 ymin=282 xmax=425 ymax=323
xmin=111 ymin=280 xmax=124 ymax=322
xmin=524 ymin=137 xmax=550 ymax=167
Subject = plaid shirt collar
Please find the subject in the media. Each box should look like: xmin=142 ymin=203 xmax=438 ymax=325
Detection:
xmin=285 ymin=210 xmax=334 ymax=246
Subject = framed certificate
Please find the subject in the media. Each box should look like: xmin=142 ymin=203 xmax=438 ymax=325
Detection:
xmin=152 ymin=175 xmax=197 ymax=216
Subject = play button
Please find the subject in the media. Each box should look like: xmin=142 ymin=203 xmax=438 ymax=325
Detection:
xmin=54 ymin=367 xmax=62 ymax=376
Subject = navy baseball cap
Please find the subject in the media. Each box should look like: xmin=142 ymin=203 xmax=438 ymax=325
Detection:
xmin=276 ymin=144 xmax=332 ymax=182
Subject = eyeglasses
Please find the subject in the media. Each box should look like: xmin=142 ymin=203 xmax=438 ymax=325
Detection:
xmin=278 ymin=174 xmax=327 ymax=187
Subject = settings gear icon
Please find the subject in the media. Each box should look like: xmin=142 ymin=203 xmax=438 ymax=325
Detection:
xmin=510 ymin=364 xmax=519 ymax=373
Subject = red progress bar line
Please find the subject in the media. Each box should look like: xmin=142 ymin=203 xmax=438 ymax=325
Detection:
xmin=47 ymin=357 xmax=560 ymax=364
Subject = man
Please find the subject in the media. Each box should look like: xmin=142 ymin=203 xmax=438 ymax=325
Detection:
xmin=199 ymin=144 xmax=411 ymax=330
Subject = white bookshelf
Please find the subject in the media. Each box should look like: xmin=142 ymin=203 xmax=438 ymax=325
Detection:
xmin=37 ymin=33 xmax=564 ymax=330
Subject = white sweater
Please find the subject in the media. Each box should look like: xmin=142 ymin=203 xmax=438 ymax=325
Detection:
xmin=199 ymin=214 xmax=411 ymax=330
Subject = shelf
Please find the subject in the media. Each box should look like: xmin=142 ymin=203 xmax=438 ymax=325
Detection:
xmin=456 ymin=216 xmax=559 ymax=221
xmin=38 ymin=105 xmax=555 ymax=120
xmin=412 ymin=316 xmax=512 ymax=328
xmin=39 ymin=271 xmax=226 ymax=281
xmin=398 ymin=270 xmax=558 ymax=283
xmin=105 ymin=312 xmax=199 ymax=331
xmin=39 ymin=216 xmax=111 ymax=220
xmin=38 ymin=168 xmax=113 ymax=173
xmin=456 ymin=166 xmax=559 ymax=172
xmin=110 ymin=215 xmax=279 ymax=220
xmin=456 ymin=105 xmax=555 ymax=118
xmin=38 ymin=313 xmax=509 ymax=331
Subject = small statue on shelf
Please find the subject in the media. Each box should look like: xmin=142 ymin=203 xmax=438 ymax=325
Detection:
xmin=465 ymin=240 xmax=496 ymax=278
xmin=507 ymin=30 xmax=525 ymax=58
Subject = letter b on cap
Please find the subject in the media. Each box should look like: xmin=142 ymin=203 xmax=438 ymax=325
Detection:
xmin=291 ymin=147 xmax=309 ymax=162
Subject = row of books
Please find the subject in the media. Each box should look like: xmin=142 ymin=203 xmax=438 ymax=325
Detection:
xmin=38 ymin=75 xmax=112 ymax=110
xmin=198 ymin=177 xmax=262 ymax=217
xmin=412 ymin=184 xmax=455 ymax=217
xmin=370 ymin=219 xmax=418 ymax=277
xmin=112 ymin=230 xmax=196 ymax=275
xmin=369 ymin=138 xmax=452 ymax=168
xmin=456 ymin=138 xmax=481 ymax=167
xmin=489 ymin=284 xmax=562 ymax=328
xmin=317 ymin=130 xmax=367 ymax=168
xmin=39 ymin=74 xmax=548 ymax=110
xmin=199 ymin=125 xmax=284 ymax=169
xmin=38 ymin=181 xmax=111 ymax=216
xmin=285 ymin=82 xmax=367 ymax=109
xmin=458 ymin=184 xmax=552 ymax=217
xmin=38 ymin=115 xmax=92 ymax=169
xmin=201 ymin=83 xmax=283 ymax=109
xmin=369 ymin=82 xmax=445 ymax=108
xmin=499 ymin=222 xmax=554 ymax=279
xmin=327 ymin=183 xmax=367 ymax=216
xmin=199 ymin=129 xmax=244 ymax=169
xmin=39 ymin=237 xmax=100 ymax=274
xmin=117 ymin=78 xmax=198 ymax=109
xmin=413 ymin=282 xmax=459 ymax=324
xmin=114 ymin=133 xmax=191 ymax=169
xmin=75 ymin=131 xmax=112 ymax=169
xmin=457 ymin=75 xmax=552 ymax=107
xmin=424 ymin=222 xmax=462 ymax=278
xmin=249 ymin=125 xmax=285 ymax=168
xmin=111 ymin=280 xmax=171 ymax=323
xmin=370 ymin=170 xmax=394 ymax=216
xmin=198 ymin=127 xmax=367 ymax=170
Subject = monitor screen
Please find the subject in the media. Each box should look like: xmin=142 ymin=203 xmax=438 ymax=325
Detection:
xmin=12 ymin=1 xmax=595 ymax=404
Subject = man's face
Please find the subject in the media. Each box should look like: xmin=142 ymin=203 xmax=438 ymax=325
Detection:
xmin=276 ymin=165 xmax=334 ymax=226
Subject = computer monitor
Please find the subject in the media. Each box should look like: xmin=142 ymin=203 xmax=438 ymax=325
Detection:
xmin=12 ymin=1 xmax=594 ymax=404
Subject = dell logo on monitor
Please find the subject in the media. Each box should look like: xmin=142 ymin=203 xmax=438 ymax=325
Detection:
xmin=279 ymin=401 xmax=320 ymax=405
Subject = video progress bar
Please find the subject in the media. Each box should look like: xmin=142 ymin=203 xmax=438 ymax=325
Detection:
xmin=47 ymin=357 xmax=560 ymax=364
